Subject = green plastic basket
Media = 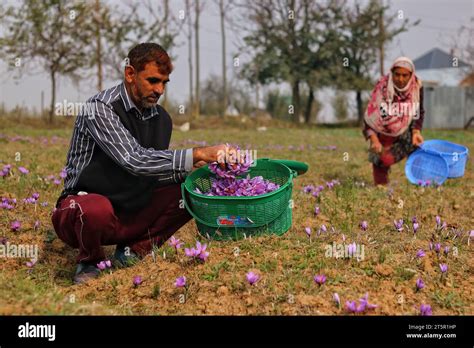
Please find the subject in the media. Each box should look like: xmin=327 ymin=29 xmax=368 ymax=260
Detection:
xmin=181 ymin=158 xmax=307 ymax=240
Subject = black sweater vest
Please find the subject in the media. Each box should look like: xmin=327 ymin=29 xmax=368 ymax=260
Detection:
xmin=58 ymin=99 xmax=173 ymax=213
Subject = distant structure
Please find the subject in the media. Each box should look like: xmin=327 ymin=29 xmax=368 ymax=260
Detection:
xmin=413 ymin=48 xmax=473 ymax=129
xmin=413 ymin=48 xmax=471 ymax=87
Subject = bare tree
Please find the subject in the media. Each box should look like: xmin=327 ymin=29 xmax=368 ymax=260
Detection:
xmin=0 ymin=0 xmax=96 ymax=123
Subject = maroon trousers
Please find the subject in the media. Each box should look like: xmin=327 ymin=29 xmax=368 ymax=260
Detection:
xmin=51 ymin=184 xmax=192 ymax=264
xmin=372 ymin=134 xmax=398 ymax=185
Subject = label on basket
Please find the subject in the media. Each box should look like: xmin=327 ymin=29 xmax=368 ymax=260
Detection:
xmin=217 ymin=215 xmax=254 ymax=226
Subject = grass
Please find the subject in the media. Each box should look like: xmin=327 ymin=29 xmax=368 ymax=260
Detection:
xmin=0 ymin=116 xmax=473 ymax=315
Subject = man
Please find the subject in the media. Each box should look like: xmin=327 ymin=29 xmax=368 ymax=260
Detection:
xmin=52 ymin=43 xmax=226 ymax=284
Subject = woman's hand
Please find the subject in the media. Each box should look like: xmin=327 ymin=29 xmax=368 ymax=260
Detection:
xmin=369 ymin=134 xmax=383 ymax=154
xmin=412 ymin=129 xmax=424 ymax=147
xmin=192 ymin=160 xmax=207 ymax=171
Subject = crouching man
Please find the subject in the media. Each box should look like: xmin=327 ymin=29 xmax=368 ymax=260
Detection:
xmin=52 ymin=42 xmax=225 ymax=284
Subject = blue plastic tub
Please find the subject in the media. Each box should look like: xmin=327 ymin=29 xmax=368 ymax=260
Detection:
xmin=405 ymin=149 xmax=449 ymax=185
xmin=421 ymin=140 xmax=469 ymax=178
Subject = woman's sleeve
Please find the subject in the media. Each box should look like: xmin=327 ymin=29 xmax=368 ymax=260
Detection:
xmin=413 ymin=86 xmax=425 ymax=130
xmin=363 ymin=121 xmax=377 ymax=140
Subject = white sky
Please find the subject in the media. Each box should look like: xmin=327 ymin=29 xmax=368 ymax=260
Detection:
xmin=0 ymin=0 xmax=472 ymax=113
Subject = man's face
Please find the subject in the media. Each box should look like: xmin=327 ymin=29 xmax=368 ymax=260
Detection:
xmin=392 ymin=67 xmax=412 ymax=89
xmin=125 ymin=61 xmax=170 ymax=110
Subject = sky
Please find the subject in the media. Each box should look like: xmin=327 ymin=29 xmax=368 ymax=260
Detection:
xmin=0 ymin=0 xmax=472 ymax=117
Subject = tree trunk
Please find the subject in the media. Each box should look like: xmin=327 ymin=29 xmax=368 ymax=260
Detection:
xmin=356 ymin=89 xmax=363 ymax=125
xmin=194 ymin=0 xmax=200 ymax=119
xmin=49 ymin=69 xmax=56 ymax=124
xmin=304 ymin=88 xmax=314 ymax=123
xmin=219 ymin=0 xmax=227 ymax=118
xmin=291 ymin=80 xmax=301 ymax=123
xmin=186 ymin=0 xmax=193 ymax=114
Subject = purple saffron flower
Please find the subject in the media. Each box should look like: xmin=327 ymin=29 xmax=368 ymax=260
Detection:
xmin=169 ymin=236 xmax=183 ymax=250
xmin=10 ymin=220 xmax=21 ymax=232
xmin=313 ymin=274 xmax=326 ymax=286
xmin=246 ymin=271 xmax=260 ymax=285
xmin=443 ymin=246 xmax=449 ymax=256
xmin=416 ymin=249 xmax=425 ymax=258
xmin=34 ymin=220 xmax=40 ymax=231
xmin=434 ymin=243 xmax=441 ymax=254
xmin=59 ymin=169 xmax=67 ymax=179
xmin=303 ymin=185 xmax=314 ymax=194
xmin=416 ymin=278 xmax=425 ymax=291
xmin=435 ymin=215 xmax=441 ymax=226
xmin=360 ymin=221 xmax=368 ymax=231
xmin=412 ymin=216 xmax=418 ymax=224
xmin=333 ymin=293 xmax=341 ymax=307
xmin=345 ymin=301 xmax=357 ymax=312
xmin=393 ymin=219 xmax=404 ymax=232
xmin=419 ymin=303 xmax=432 ymax=316
xmin=312 ymin=190 xmax=319 ymax=198
xmin=304 ymin=227 xmax=312 ymax=237
xmin=53 ymin=179 xmax=61 ymax=185
xmin=18 ymin=166 xmax=29 ymax=175
xmin=105 ymin=260 xmax=112 ymax=268
xmin=97 ymin=261 xmax=106 ymax=270
xmin=413 ymin=222 xmax=419 ymax=234
xmin=175 ymin=276 xmax=187 ymax=288
xmin=314 ymin=206 xmax=320 ymax=216
xmin=319 ymin=224 xmax=327 ymax=234
xmin=347 ymin=242 xmax=356 ymax=257
xmin=133 ymin=275 xmax=142 ymax=286
xmin=26 ymin=259 xmax=37 ymax=268
xmin=439 ymin=264 xmax=448 ymax=273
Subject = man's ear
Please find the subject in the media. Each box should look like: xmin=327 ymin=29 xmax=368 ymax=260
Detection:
xmin=124 ymin=65 xmax=136 ymax=84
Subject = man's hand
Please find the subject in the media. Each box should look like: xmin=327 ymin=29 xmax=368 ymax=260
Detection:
xmin=369 ymin=134 xmax=383 ymax=154
xmin=412 ymin=129 xmax=424 ymax=147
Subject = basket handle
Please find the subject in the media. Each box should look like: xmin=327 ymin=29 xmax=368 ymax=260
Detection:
xmin=181 ymin=183 xmax=292 ymax=229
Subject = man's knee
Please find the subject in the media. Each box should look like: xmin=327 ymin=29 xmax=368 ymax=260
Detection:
xmin=78 ymin=194 xmax=116 ymax=229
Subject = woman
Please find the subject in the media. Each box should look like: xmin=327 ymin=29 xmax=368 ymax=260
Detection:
xmin=363 ymin=56 xmax=425 ymax=185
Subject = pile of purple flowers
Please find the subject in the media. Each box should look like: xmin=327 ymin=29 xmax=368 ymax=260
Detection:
xmin=195 ymin=146 xmax=279 ymax=197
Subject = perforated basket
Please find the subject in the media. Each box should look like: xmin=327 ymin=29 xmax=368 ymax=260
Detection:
xmin=421 ymin=140 xmax=469 ymax=178
xmin=405 ymin=149 xmax=449 ymax=185
xmin=181 ymin=158 xmax=307 ymax=240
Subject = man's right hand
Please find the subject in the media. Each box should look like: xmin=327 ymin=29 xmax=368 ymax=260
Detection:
xmin=193 ymin=144 xmax=228 ymax=165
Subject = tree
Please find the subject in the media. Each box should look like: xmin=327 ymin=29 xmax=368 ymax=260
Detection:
xmin=185 ymin=0 xmax=194 ymax=112
xmin=0 ymin=0 xmax=96 ymax=123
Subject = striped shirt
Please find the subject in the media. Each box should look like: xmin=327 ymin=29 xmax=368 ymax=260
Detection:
xmin=61 ymin=82 xmax=193 ymax=197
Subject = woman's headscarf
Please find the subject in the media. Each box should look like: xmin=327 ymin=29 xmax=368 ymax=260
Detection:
xmin=364 ymin=57 xmax=422 ymax=137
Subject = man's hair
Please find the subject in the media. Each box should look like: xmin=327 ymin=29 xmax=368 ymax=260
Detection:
xmin=127 ymin=43 xmax=173 ymax=74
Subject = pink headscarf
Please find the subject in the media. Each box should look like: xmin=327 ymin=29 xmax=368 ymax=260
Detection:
xmin=364 ymin=57 xmax=422 ymax=137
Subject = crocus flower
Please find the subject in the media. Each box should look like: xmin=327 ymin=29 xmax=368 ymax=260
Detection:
xmin=18 ymin=166 xmax=29 ymax=174
xmin=358 ymin=293 xmax=378 ymax=312
xmin=312 ymin=190 xmax=319 ymax=198
xmin=412 ymin=216 xmax=418 ymax=224
xmin=435 ymin=215 xmax=441 ymax=226
xmin=413 ymin=222 xmax=419 ymax=234
xmin=303 ymin=185 xmax=314 ymax=194
xmin=443 ymin=246 xmax=449 ymax=256
xmin=34 ymin=220 xmax=40 ymax=231
xmin=97 ymin=261 xmax=106 ymax=270
xmin=314 ymin=206 xmax=320 ymax=216
xmin=439 ymin=264 xmax=448 ymax=273
xmin=133 ymin=276 xmax=142 ymax=286
xmin=347 ymin=242 xmax=356 ymax=257
xmin=59 ymin=169 xmax=67 ymax=179
xmin=313 ymin=274 xmax=326 ymax=286
xmin=393 ymin=219 xmax=404 ymax=232
xmin=416 ymin=278 xmax=425 ymax=291
xmin=416 ymin=249 xmax=425 ymax=258
xmin=333 ymin=293 xmax=341 ymax=307
xmin=175 ymin=276 xmax=187 ymax=288
xmin=169 ymin=236 xmax=183 ymax=250
xmin=246 ymin=271 xmax=260 ymax=285
xmin=345 ymin=301 xmax=357 ymax=312
xmin=419 ymin=303 xmax=432 ymax=316
xmin=26 ymin=259 xmax=37 ymax=268
xmin=10 ymin=220 xmax=21 ymax=232
xmin=105 ymin=260 xmax=112 ymax=268
xmin=319 ymin=224 xmax=327 ymax=234
xmin=434 ymin=243 xmax=441 ymax=254
xmin=360 ymin=221 xmax=368 ymax=231
xmin=304 ymin=227 xmax=312 ymax=238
